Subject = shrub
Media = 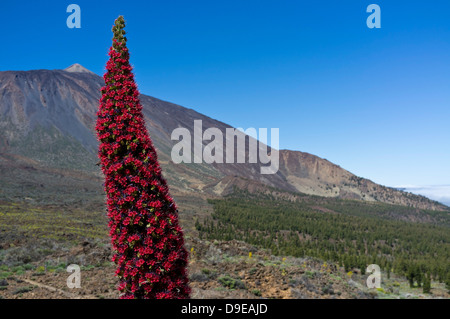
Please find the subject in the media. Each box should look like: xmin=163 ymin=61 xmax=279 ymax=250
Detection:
xmin=252 ymin=289 xmax=262 ymax=296
xmin=189 ymin=272 xmax=209 ymax=282
xmin=322 ymin=284 xmax=334 ymax=295
xmin=23 ymin=264 xmax=34 ymax=271
xmin=376 ymin=287 xmax=387 ymax=294
xmin=0 ymin=271 xmax=13 ymax=279
xmin=12 ymin=286 xmax=34 ymax=295
xmin=218 ymin=275 xmax=246 ymax=290
xmin=36 ymin=266 xmax=45 ymax=273
xmin=201 ymin=268 xmax=212 ymax=275
xmin=249 ymin=268 xmax=258 ymax=275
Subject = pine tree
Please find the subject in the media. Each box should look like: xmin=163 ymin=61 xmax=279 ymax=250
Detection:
xmin=423 ymin=273 xmax=431 ymax=294
xmin=406 ymin=267 xmax=415 ymax=288
xmin=446 ymin=273 xmax=450 ymax=293
xmin=415 ymin=266 xmax=423 ymax=288
xmin=96 ymin=16 xmax=190 ymax=299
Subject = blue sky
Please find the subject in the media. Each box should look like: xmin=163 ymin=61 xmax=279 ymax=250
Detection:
xmin=1 ymin=1 xmax=449 ymax=199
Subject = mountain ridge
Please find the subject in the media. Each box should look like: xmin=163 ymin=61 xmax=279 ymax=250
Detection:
xmin=0 ymin=65 xmax=447 ymax=211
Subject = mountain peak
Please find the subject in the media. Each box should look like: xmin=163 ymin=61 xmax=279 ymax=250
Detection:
xmin=64 ymin=63 xmax=94 ymax=74
xmin=0 ymin=66 xmax=447 ymax=211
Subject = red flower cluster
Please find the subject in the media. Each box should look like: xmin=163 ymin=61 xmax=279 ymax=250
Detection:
xmin=96 ymin=16 xmax=190 ymax=299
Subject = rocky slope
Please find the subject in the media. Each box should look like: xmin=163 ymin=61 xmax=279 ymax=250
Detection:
xmin=1 ymin=238 xmax=447 ymax=299
xmin=0 ymin=65 xmax=446 ymax=210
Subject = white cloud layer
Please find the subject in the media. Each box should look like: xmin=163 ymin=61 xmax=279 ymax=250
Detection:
xmin=395 ymin=185 xmax=450 ymax=207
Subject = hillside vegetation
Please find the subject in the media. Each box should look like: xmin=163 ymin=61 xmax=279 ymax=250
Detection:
xmin=197 ymin=190 xmax=450 ymax=288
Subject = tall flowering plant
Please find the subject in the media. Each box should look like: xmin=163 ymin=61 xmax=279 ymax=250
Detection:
xmin=96 ymin=16 xmax=190 ymax=299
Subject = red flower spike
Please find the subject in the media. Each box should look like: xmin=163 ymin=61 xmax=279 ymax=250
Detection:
xmin=96 ymin=16 xmax=190 ymax=299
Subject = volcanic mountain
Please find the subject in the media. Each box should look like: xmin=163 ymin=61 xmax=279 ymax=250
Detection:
xmin=0 ymin=65 xmax=446 ymax=211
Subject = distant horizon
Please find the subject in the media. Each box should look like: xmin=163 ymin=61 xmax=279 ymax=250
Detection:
xmin=395 ymin=185 xmax=450 ymax=207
